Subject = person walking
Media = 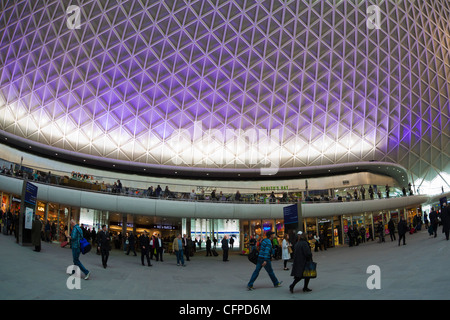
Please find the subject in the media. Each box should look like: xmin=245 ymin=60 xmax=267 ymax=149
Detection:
xmin=97 ymin=225 xmax=111 ymax=268
xmin=139 ymin=231 xmax=152 ymax=267
xmin=397 ymin=217 xmax=407 ymax=246
xmin=31 ymin=215 xmax=43 ymax=252
xmin=388 ymin=218 xmax=396 ymax=242
xmin=423 ymin=212 xmax=429 ymax=229
xmin=222 ymin=235 xmax=229 ymax=261
xmin=441 ymin=203 xmax=450 ymax=241
xmin=282 ymin=234 xmax=291 ymax=270
xmin=247 ymin=231 xmax=282 ymax=290
xmin=149 ymin=235 xmax=157 ymax=260
xmin=172 ymin=234 xmax=186 ymax=266
xmin=205 ymin=236 xmax=212 ymax=256
xmin=68 ymin=219 xmax=90 ymax=280
xmin=347 ymin=225 xmax=354 ymax=247
xmin=377 ymin=222 xmax=385 ymax=243
xmin=182 ymin=234 xmax=191 ymax=261
xmin=126 ymin=232 xmax=137 ymax=256
xmin=249 ymin=235 xmax=257 ymax=252
xmin=429 ymin=208 xmax=439 ymax=238
xmin=229 ymin=236 xmax=234 ymax=249
xmin=289 ymin=231 xmax=313 ymax=293
xmin=155 ymin=233 xmax=164 ymax=261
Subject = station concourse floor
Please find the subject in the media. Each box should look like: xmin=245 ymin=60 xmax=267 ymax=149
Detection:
xmin=1 ymin=228 xmax=449 ymax=301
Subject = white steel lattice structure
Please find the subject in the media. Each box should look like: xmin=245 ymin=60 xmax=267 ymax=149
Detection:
xmin=0 ymin=0 xmax=449 ymax=192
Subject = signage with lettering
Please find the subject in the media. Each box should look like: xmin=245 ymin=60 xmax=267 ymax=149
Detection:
xmin=24 ymin=182 xmax=38 ymax=206
xmin=260 ymin=186 xmax=289 ymax=192
xmin=283 ymin=204 xmax=298 ymax=225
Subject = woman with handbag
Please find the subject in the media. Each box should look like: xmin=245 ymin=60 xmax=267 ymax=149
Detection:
xmin=281 ymin=234 xmax=292 ymax=270
xmin=289 ymin=231 xmax=313 ymax=293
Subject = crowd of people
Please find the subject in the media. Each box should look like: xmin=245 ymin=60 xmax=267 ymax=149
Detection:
xmin=2 ymin=200 xmax=449 ymax=295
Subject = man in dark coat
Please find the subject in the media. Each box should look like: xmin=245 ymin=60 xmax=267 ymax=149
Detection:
xmin=126 ymin=232 xmax=137 ymax=256
xmin=429 ymin=208 xmax=439 ymax=238
xmin=397 ymin=217 xmax=407 ymax=246
xmin=289 ymin=231 xmax=313 ymax=293
xmin=440 ymin=204 xmax=450 ymax=241
xmin=388 ymin=218 xmax=396 ymax=241
xmin=205 ymin=236 xmax=212 ymax=256
xmin=221 ymin=235 xmax=229 ymax=261
xmin=139 ymin=231 xmax=152 ymax=266
xmin=31 ymin=215 xmax=43 ymax=252
xmin=97 ymin=225 xmax=111 ymax=268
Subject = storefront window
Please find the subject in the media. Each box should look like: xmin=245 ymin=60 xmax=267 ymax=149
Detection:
xmin=1 ymin=193 xmax=9 ymax=212
xmin=318 ymin=218 xmax=333 ymax=248
xmin=36 ymin=201 xmax=45 ymax=219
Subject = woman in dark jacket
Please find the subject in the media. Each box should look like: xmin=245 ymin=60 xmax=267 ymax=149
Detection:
xmin=289 ymin=231 xmax=313 ymax=293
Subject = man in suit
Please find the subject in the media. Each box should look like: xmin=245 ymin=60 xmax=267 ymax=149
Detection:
xmin=126 ymin=232 xmax=137 ymax=256
xmin=97 ymin=225 xmax=111 ymax=268
xmin=139 ymin=230 xmax=152 ymax=267
xmin=182 ymin=234 xmax=191 ymax=261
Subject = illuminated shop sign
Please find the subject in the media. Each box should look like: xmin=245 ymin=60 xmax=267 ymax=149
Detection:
xmin=152 ymin=224 xmax=176 ymax=230
xmin=260 ymin=186 xmax=289 ymax=191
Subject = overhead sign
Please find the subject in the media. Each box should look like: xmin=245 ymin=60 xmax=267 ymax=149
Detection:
xmin=283 ymin=204 xmax=298 ymax=225
xmin=24 ymin=181 xmax=38 ymax=206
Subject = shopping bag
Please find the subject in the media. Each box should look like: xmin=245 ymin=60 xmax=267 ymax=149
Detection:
xmin=303 ymin=261 xmax=317 ymax=279
xmin=248 ymin=248 xmax=259 ymax=264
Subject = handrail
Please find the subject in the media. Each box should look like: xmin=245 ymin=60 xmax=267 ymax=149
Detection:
xmin=0 ymin=169 xmax=429 ymax=206
xmin=1 ymin=155 xmax=445 ymax=204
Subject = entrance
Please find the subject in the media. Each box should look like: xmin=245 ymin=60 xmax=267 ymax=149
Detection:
xmin=318 ymin=218 xmax=333 ymax=248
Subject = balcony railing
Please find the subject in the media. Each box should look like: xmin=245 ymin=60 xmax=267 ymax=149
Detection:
xmin=0 ymin=157 xmax=436 ymax=205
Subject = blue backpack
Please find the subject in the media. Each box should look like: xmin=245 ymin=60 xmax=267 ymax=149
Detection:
xmin=77 ymin=227 xmax=91 ymax=254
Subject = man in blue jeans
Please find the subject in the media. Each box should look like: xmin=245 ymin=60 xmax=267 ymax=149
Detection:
xmin=247 ymin=231 xmax=282 ymax=290
xmin=69 ymin=219 xmax=91 ymax=280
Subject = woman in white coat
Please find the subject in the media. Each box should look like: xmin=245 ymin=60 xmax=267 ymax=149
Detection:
xmin=282 ymin=234 xmax=292 ymax=270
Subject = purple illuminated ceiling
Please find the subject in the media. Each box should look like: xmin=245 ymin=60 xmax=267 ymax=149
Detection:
xmin=0 ymin=0 xmax=449 ymax=187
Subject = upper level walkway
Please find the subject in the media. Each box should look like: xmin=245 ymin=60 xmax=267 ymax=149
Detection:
xmin=1 ymin=172 xmax=443 ymax=219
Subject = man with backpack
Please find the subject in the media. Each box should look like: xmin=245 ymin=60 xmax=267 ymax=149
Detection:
xmin=246 ymin=231 xmax=282 ymax=290
xmin=68 ymin=219 xmax=91 ymax=280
